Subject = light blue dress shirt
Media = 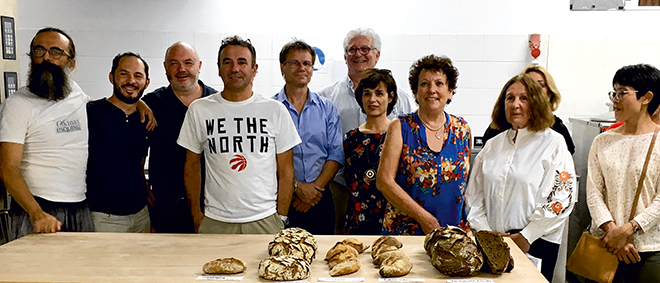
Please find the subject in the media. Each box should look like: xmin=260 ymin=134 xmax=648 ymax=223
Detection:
xmin=273 ymin=88 xmax=344 ymax=183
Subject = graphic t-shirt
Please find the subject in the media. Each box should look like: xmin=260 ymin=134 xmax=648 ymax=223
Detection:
xmin=178 ymin=93 xmax=301 ymax=223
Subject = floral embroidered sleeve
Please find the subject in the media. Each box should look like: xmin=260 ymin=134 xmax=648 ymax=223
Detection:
xmin=521 ymin=139 xmax=577 ymax=244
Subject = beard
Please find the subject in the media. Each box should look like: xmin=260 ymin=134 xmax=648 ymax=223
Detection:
xmin=27 ymin=61 xmax=71 ymax=101
xmin=112 ymin=82 xmax=145 ymax=104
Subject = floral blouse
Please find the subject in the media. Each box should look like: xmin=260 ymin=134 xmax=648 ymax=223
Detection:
xmin=382 ymin=112 xmax=471 ymax=235
xmin=344 ymin=128 xmax=388 ymax=235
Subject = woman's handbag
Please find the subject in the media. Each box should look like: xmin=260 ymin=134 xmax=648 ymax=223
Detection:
xmin=566 ymin=126 xmax=659 ymax=283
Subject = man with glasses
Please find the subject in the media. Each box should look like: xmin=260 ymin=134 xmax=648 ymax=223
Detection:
xmin=317 ymin=28 xmax=415 ymax=233
xmin=272 ymin=40 xmax=343 ymax=234
xmin=0 ymin=27 xmax=94 ymax=239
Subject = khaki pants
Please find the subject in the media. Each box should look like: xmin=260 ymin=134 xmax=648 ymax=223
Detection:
xmin=91 ymin=206 xmax=150 ymax=233
xmin=198 ymin=213 xmax=284 ymax=234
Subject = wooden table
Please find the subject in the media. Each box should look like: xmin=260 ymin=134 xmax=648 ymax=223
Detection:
xmin=0 ymin=233 xmax=548 ymax=283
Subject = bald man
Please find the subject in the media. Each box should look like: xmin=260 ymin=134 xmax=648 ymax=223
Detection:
xmin=143 ymin=42 xmax=218 ymax=233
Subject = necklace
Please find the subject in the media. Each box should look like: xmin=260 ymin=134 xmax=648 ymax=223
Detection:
xmin=418 ymin=113 xmax=444 ymax=140
xmin=363 ymin=132 xmax=386 ymax=181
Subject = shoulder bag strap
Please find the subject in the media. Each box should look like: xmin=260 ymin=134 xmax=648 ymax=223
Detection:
xmin=630 ymin=126 xmax=660 ymax=220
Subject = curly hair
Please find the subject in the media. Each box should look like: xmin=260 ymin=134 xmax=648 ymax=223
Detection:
xmin=354 ymin=68 xmax=398 ymax=115
xmin=408 ymin=54 xmax=458 ymax=104
xmin=522 ymin=64 xmax=561 ymax=111
xmin=490 ymin=74 xmax=554 ymax=131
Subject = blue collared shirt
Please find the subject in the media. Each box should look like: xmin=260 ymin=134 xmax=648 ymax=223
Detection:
xmin=273 ymin=87 xmax=344 ymax=183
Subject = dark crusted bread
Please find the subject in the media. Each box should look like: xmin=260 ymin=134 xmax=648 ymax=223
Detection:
xmin=202 ymin=257 xmax=246 ymax=274
xmin=474 ymin=230 xmax=512 ymax=274
xmin=428 ymin=225 xmax=483 ymax=277
xmin=258 ymin=255 xmax=310 ymax=281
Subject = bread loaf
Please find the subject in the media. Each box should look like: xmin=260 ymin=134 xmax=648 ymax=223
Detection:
xmin=373 ymin=250 xmax=406 ymax=266
xmin=329 ymin=257 xmax=361 ymax=277
xmin=341 ymin=238 xmax=369 ymax=253
xmin=268 ymin=227 xmax=317 ymax=263
xmin=474 ymin=230 xmax=512 ymax=274
xmin=371 ymin=236 xmax=403 ymax=259
xmin=258 ymin=255 xmax=310 ymax=281
xmin=379 ymin=252 xmax=413 ymax=277
xmin=325 ymin=242 xmax=359 ymax=269
xmin=427 ymin=226 xmax=483 ymax=277
xmin=202 ymin=257 xmax=246 ymax=274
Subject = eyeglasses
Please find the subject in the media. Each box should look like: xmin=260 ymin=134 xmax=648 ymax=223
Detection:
xmin=32 ymin=46 xmax=71 ymax=59
xmin=346 ymin=46 xmax=374 ymax=56
xmin=284 ymin=60 xmax=313 ymax=68
xmin=608 ymin=89 xmax=638 ymax=101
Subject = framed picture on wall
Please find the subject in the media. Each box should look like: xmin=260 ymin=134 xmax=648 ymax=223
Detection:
xmin=1 ymin=16 xmax=16 ymax=60
xmin=4 ymin=72 xmax=18 ymax=98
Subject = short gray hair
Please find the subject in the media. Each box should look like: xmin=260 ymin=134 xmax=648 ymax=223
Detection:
xmin=343 ymin=28 xmax=381 ymax=54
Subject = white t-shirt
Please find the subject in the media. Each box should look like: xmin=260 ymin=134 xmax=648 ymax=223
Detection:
xmin=465 ymin=128 xmax=576 ymax=245
xmin=0 ymin=83 xmax=90 ymax=202
xmin=178 ymin=93 xmax=301 ymax=223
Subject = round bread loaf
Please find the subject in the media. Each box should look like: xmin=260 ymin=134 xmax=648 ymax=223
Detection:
xmin=428 ymin=225 xmax=483 ymax=277
xmin=269 ymin=227 xmax=317 ymax=263
xmin=258 ymin=255 xmax=310 ymax=281
xmin=202 ymin=257 xmax=246 ymax=274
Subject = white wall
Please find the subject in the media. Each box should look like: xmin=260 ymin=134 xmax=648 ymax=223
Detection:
xmin=15 ymin=0 xmax=660 ymax=136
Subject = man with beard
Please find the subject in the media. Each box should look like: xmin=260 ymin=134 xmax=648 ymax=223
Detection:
xmin=142 ymin=42 xmax=217 ymax=233
xmin=0 ymin=27 xmax=94 ymax=239
xmin=178 ymin=36 xmax=300 ymax=234
xmin=317 ymin=28 xmax=416 ymax=234
xmin=85 ymin=52 xmax=151 ymax=232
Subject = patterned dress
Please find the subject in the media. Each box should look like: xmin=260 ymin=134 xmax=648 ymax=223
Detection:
xmin=382 ymin=112 xmax=471 ymax=235
xmin=344 ymin=128 xmax=388 ymax=235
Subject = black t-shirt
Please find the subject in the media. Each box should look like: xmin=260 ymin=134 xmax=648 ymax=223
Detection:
xmin=142 ymin=80 xmax=217 ymax=201
xmin=86 ymin=99 xmax=149 ymax=215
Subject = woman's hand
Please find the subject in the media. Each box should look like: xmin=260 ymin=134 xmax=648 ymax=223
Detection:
xmin=510 ymin=233 xmax=530 ymax=253
xmin=616 ymin=239 xmax=641 ymax=264
xmin=420 ymin=215 xmax=441 ymax=234
xmin=601 ymin=222 xmax=635 ymax=254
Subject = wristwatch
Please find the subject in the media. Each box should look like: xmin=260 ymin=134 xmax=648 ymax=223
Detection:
xmin=630 ymin=220 xmax=641 ymax=234
xmin=279 ymin=214 xmax=289 ymax=226
xmin=293 ymin=180 xmax=299 ymax=193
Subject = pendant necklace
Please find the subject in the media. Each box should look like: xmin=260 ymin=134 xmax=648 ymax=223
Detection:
xmin=418 ymin=114 xmax=444 ymax=140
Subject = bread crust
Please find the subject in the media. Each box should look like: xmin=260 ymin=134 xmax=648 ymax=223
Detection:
xmin=202 ymin=257 xmax=246 ymax=274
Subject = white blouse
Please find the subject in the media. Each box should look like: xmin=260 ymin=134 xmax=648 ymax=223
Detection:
xmin=587 ymin=130 xmax=660 ymax=252
xmin=465 ymin=128 xmax=576 ymax=245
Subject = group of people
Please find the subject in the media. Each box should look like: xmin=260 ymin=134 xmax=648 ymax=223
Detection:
xmin=0 ymin=26 xmax=658 ymax=283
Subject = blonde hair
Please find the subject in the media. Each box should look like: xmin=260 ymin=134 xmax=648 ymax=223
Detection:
xmin=522 ymin=64 xmax=561 ymax=111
